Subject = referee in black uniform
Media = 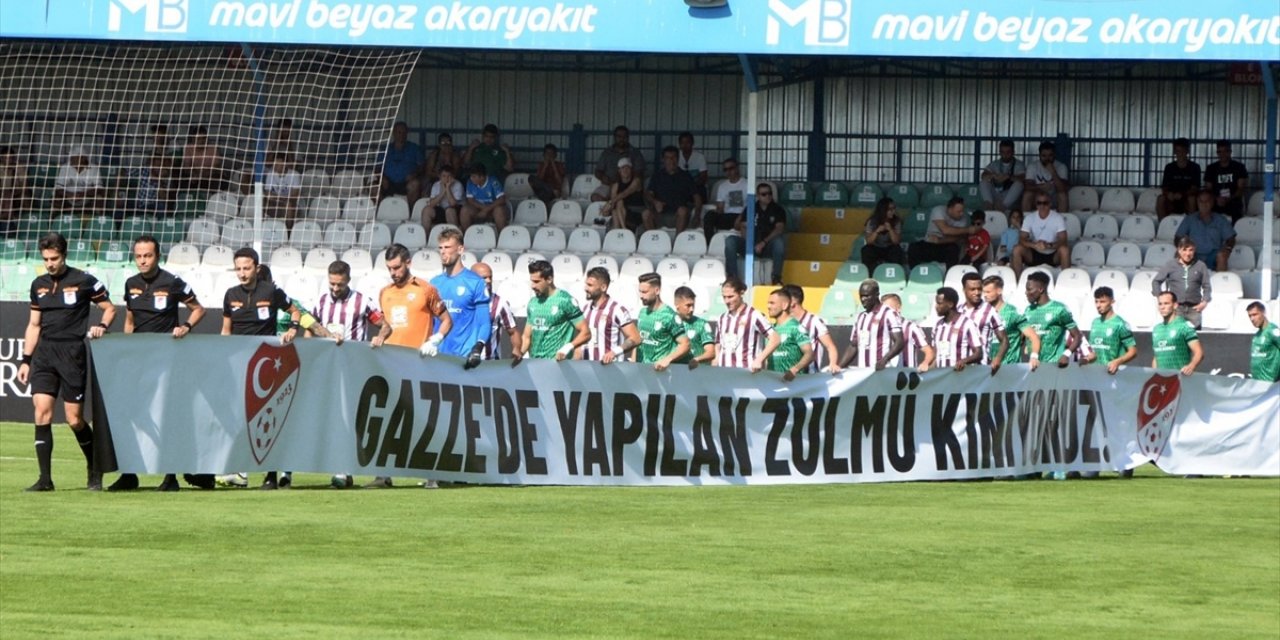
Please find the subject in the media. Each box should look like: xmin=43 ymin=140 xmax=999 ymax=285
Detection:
xmin=107 ymin=235 xmax=210 ymax=492
xmin=17 ymin=232 xmax=115 ymax=492
xmin=221 ymin=247 xmax=301 ymax=490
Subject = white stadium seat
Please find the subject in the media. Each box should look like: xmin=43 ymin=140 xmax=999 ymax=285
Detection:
xmin=1061 ymin=212 xmax=1082 ymax=243
xmin=330 ymin=170 xmax=368 ymax=200
xmin=1227 ymin=245 xmax=1256 ymax=272
xmin=636 ymin=230 xmax=673 ymax=257
xmin=531 ymin=226 xmax=568 ymax=253
xmin=514 ymin=200 xmax=548 ymax=227
xmin=706 ymin=231 xmax=736 ymax=258
xmin=165 ymin=243 xmax=201 ymax=271
xmin=504 ymin=173 xmax=534 ymax=201
xmin=672 ymin=230 xmax=708 ymax=259
xmin=411 ymin=249 xmax=442 ymax=275
xmin=1119 ymin=216 xmax=1155 ymax=243
xmin=551 ymin=254 xmax=584 ymax=284
xmin=205 ymin=191 xmax=239 ymax=223
xmin=1104 ymin=242 xmax=1143 ymax=269
xmin=548 ymin=200 xmax=584 ymax=227
xmin=304 ymin=247 xmax=336 ymax=274
xmin=343 ymin=196 xmax=376 ymax=223
xmin=1247 ymin=191 xmax=1265 ymax=217
xmin=1092 ymin=269 xmax=1129 ymax=297
xmin=497 ymin=225 xmax=532 ymax=253
xmin=1054 ymin=268 xmax=1093 ymax=299
xmin=392 ymin=222 xmax=427 ymax=252
xmin=220 ymin=219 xmax=253 ymax=249
xmin=341 ymin=249 xmax=373 ymax=278
xmin=261 ymin=219 xmax=289 ymax=250
xmin=619 ymin=256 xmax=654 ymax=280
xmin=463 ymin=225 xmax=498 ymax=252
xmin=570 ymin=174 xmax=601 ymax=202
xmin=1210 ymin=271 xmax=1244 ymax=300
xmin=300 ymin=169 xmax=330 ymax=200
xmin=376 ymin=196 xmax=411 ymax=223
xmin=480 ymin=251 xmax=514 ymax=282
xmin=1155 ymin=215 xmax=1183 ymax=242
xmin=1235 ymin=218 xmax=1264 ymax=248
xmin=1134 ymin=188 xmax=1160 ymax=215
xmin=655 ymin=257 xmax=690 ymax=284
xmin=690 ymin=258 xmax=726 ymax=287
xmin=323 ymin=221 xmax=357 ymax=251
xmin=427 ymin=224 xmax=461 ymax=247
xmin=185 ymin=218 xmax=221 ymax=248
xmin=1070 ymin=241 xmax=1106 ymax=269
xmin=1143 ymin=243 xmax=1175 ymax=268
xmin=1128 ymin=270 xmax=1157 ymax=300
xmin=269 ymin=246 xmax=303 ymax=273
xmin=512 ymin=253 xmax=547 ymax=277
xmin=359 ymin=222 xmax=392 ymax=251
xmin=1098 ymin=188 xmax=1135 ymax=214
xmin=1201 ymin=299 xmax=1233 ymax=331
xmin=201 ymin=245 xmax=234 ymax=272
xmin=1017 ymin=266 xmax=1056 ymax=296
xmin=289 ymin=221 xmax=323 ymax=252
xmin=307 ymin=196 xmax=342 ymax=222
xmin=584 ymin=254 xmax=620 ymax=281
xmin=567 ymin=227 xmax=602 ymax=255
xmin=1067 ymin=186 xmax=1099 ymax=212
xmin=602 ymin=229 xmax=637 ymax=255
xmin=981 ymin=265 xmax=1016 ymax=290
xmin=982 ymin=210 xmax=1007 ymax=241
xmin=583 ymin=202 xmax=607 ymax=225
xmin=943 ymin=265 xmax=977 ymax=293
xmin=1082 ymin=213 xmax=1119 ymax=243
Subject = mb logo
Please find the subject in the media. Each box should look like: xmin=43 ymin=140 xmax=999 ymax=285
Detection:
xmin=766 ymin=0 xmax=852 ymax=47
xmin=108 ymin=0 xmax=189 ymax=33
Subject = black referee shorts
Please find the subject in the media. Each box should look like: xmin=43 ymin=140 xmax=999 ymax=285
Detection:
xmin=30 ymin=340 xmax=88 ymax=403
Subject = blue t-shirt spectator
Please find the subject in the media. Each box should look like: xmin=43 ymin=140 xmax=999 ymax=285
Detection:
xmin=1175 ymin=212 xmax=1236 ymax=265
xmin=431 ymin=268 xmax=493 ymax=358
xmin=466 ymin=176 xmax=504 ymax=205
xmin=384 ymin=141 xmax=423 ymax=185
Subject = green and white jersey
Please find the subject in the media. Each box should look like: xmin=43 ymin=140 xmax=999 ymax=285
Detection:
xmin=1151 ymin=316 xmax=1199 ymax=370
xmin=637 ymin=304 xmax=684 ymax=364
xmin=1088 ymin=314 xmax=1137 ymax=364
xmin=1023 ymin=299 xmax=1077 ymax=363
xmin=994 ymin=301 xmax=1025 ymax=364
xmin=676 ymin=315 xmax=715 ymax=365
xmin=1250 ymin=322 xmax=1280 ymax=382
xmin=526 ymin=289 xmax=583 ymax=359
xmin=767 ymin=318 xmax=812 ymax=374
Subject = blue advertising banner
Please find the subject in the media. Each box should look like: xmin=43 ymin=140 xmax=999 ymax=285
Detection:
xmin=1 ymin=0 xmax=1277 ymax=61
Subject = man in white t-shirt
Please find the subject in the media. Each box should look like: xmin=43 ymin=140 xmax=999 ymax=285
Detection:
xmin=704 ymin=158 xmax=747 ymax=238
xmin=264 ymin=152 xmax=302 ymax=228
xmin=1011 ymin=196 xmax=1070 ymax=277
xmin=423 ymin=163 xmax=465 ymax=233
xmin=53 ymin=145 xmax=107 ymax=212
xmin=1021 ymin=141 xmax=1070 ymax=213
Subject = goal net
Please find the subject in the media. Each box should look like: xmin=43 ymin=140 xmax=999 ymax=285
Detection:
xmin=0 ymin=41 xmax=419 ymax=304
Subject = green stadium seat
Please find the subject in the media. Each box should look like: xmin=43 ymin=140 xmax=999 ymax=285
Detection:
xmin=833 ymin=260 xmax=868 ymax=285
xmin=905 ymin=262 xmax=944 ymax=292
xmin=53 ymin=214 xmax=83 ymax=239
xmin=902 ymin=208 xmax=933 ymax=243
xmin=819 ymin=288 xmax=860 ymax=323
xmin=85 ymin=215 xmax=117 ymax=243
xmin=812 ymin=182 xmax=848 ymax=207
xmin=1 ymin=264 xmax=37 ymax=301
xmin=0 ymin=238 xmax=25 ymax=263
xmin=98 ymin=241 xmax=131 ymax=267
xmin=872 ymin=262 xmax=906 ymax=294
xmin=705 ymin=291 xmax=728 ymax=318
xmin=66 ymin=239 xmax=96 ymax=265
xmin=779 ymin=182 xmax=810 ymax=207
xmin=28 ymin=165 xmax=57 ymax=190
xmin=176 ymin=192 xmax=207 ymax=218
xmin=120 ymin=216 xmax=151 ymax=239
xmin=887 ymin=184 xmax=919 ymax=209
xmin=919 ymin=184 xmax=954 ymax=209
xmin=849 ymin=183 xmax=883 ymax=208
xmin=954 ymin=184 xmax=983 ymax=210
xmin=849 ymin=235 xmax=867 ymax=260
xmin=15 ymin=215 xmax=46 ymax=242
xmin=151 ymin=218 xmax=185 ymax=246
xmin=899 ymin=290 xmax=933 ymax=323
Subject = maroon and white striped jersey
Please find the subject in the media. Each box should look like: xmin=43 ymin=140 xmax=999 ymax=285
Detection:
xmin=794 ymin=310 xmax=831 ymax=372
xmin=851 ymin=304 xmax=904 ymax=368
xmin=486 ymin=292 xmax=516 ymax=359
xmin=896 ymin=319 xmax=928 ymax=368
xmin=312 ymin=289 xmax=382 ymax=342
xmin=931 ymin=313 xmax=983 ymax=368
xmin=579 ymin=296 xmax=636 ymax=361
xmin=715 ymin=303 xmax=772 ymax=368
xmin=960 ymin=301 xmax=1005 ymax=364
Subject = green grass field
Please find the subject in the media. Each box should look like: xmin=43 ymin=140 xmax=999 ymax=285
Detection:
xmin=0 ymin=422 xmax=1277 ymax=639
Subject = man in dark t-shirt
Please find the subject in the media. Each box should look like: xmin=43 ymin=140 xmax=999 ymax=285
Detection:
xmin=644 ymin=146 xmax=701 ymax=233
xmin=17 ymin=233 xmax=115 ymax=492
xmin=725 ymin=183 xmax=787 ymax=285
xmin=107 ymin=235 xmax=209 ymax=492
xmin=1203 ymin=139 xmax=1249 ymax=223
xmin=1157 ymin=137 xmax=1201 ymax=219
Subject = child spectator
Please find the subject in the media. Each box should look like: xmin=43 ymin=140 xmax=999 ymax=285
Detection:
xmin=965 ymin=209 xmax=992 ymax=268
xmin=997 ymin=209 xmax=1023 ymax=265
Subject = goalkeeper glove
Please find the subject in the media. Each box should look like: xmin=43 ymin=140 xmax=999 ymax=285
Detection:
xmin=419 ymin=334 xmax=443 ymax=357
xmin=464 ymin=341 xmax=485 ymax=370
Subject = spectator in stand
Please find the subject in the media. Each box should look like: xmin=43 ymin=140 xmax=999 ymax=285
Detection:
xmin=267 ymin=118 xmax=295 ymax=160
xmin=929 ymin=287 xmax=983 ymax=372
xmin=182 ymin=125 xmax=224 ymax=194
xmin=461 ymin=163 xmax=509 ymax=232
xmin=644 ymin=145 xmax=699 ymax=233
xmin=591 ymin=125 xmax=646 ymax=202
xmin=424 ymin=132 xmax=464 ymax=185
xmin=979 ymin=139 xmax=1025 ymax=212
xmin=464 ymin=124 xmax=515 ymax=182
xmin=705 ymin=158 xmax=748 ymax=239
xmin=423 ymin=164 xmax=464 ymax=232
xmin=1157 ymin=137 xmax=1201 ymax=219
xmin=1175 ymin=191 xmax=1236 ymax=271
xmin=126 ymin=129 xmax=175 ymax=218
xmin=725 ymin=183 xmax=786 ymax=285
xmin=879 ymin=293 xmax=933 ymax=370
xmin=677 ymin=132 xmax=709 ymax=204
xmin=1246 ymin=302 xmax=1280 ymax=382
xmin=264 ymin=153 xmax=302 ymax=230
xmin=860 ymin=197 xmax=905 ymax=272
xmin=53 ymin=145 xmax=108 ymax=213
xmin=907 ymin=196 xmax=973 ymax=269
xmin=1010 ymin=195 xmax=1069 ymax=277
xmin=1151 ymin=291 xmax=1202 ymax=376
xmin=996 ymin=209 xmax=1023 ymax=265
xmin=1204 ymin=139 xmax=1249 ymax=223
xmin=530 ymin=143 xmax=566 ymax=207
xmin=380 ymin=121 xmax=423 ymax=206
xmin=838 ymin=279 xmax=905 ymax=370
xmin=1021 ymin=141 xmax=1069 ymax=213
xmin=0 ymin=145 xmax=27 ymax=236
xmin=604 ymin=158 xmax=645 ymax=232
xmin=1151 ymin=237 xmax=1212 ymax=329
xmin=964 ymin=210 xmax=992 ymax=269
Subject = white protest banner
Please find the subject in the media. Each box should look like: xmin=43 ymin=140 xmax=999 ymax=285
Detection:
xmin=91 ymin=335 xmax=1279 ymax=485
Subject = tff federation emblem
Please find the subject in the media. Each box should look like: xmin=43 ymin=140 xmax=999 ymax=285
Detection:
xmin=244 ymin=342 xmax=301 ymax=464
xmin=1136 ymin=374 xmax=1181 ymax=461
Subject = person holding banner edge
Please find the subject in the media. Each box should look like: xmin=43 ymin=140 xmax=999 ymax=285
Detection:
xmin=1247 ymin=302 xmax=1280 ymax=383
xmin=753 ymin=288 xmax=813 ymax=381
xmin=17 ymin=232 xmax=115 ymax=492
xmin=1151 ymin=291 xmax=1202 ymax=376
xmin=472 ymin=262 xmax=521 ymax=361
xmin=512 ymin=260 xmax=589 ymax=365
xmin=929 ymin=287 xmax=982 ymax=372
xmin=109 ymin=234 xmax=211 ymax=492
xmin=431 ymin=227 xmax=491 ymax=370
xmin=672 ymin=286 xmax=716 ymax=368
xmin=782 ymin=284 xmax=841 ymax=375
xmin=838 ymin=279 xmax=904 ymax=371
xmin=715 ymin=277 xmax=772 ymax=368
xmin=578 ymin=266 xmax=641 ymax=364
xmin=1022 ymin=271 xmax=1079 ymax=369
xmin=635 ymin=272 xmax=690 ymax=371
xmin=1081 ymin=287 xmax=1138 ymax=375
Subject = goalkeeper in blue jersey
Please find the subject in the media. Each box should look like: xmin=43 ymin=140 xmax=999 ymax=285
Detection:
xmin=430 ymin=227 xmax=492 ymax=369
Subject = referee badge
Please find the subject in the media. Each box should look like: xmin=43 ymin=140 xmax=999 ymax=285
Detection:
xmin=258 ymin=306 xmax=271 ymax=320
xmin=63 ymin=290 xmax=77 ymax=305
xmin=244 ymin=342 xmax=302 ymax=465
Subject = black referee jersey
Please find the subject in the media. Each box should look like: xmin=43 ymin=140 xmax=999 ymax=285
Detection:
xmin=125 ymin=269 xmax=196 ymax=333
xmin=29 ymin=267 xmax=110 ymax=340
xmin=223 ymin=279 xmax=292 ymax=336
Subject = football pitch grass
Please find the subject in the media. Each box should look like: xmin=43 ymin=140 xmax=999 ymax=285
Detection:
xmin=0 ymin=423 xmax=1277 ymax=639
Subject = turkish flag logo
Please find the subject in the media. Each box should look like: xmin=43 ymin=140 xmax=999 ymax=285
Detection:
xmin=244 ymin=342 xmax=301 ymax=465
xmin=1136 ymin=374 xmax=1181 ymax=461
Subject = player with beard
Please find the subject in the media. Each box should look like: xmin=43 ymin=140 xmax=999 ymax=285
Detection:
xmin=671 ymin=286 xmax=716 ymax=368
xmin=472 ymin=263 xmax=521 ymax=360
xmin=635 ymin=273 xmax=690 ymax=371
xmin=752 ymin=288 xmax=813 ymax=380
xmin=578 ymin=266 xmax=641 ymax=363
xmin=513 ymin=260 xmax=589 ymax=364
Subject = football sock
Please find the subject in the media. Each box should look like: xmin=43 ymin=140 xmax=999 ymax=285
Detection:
xmin=34 ymin=424 xmax=52 ymax=481
xmin=73 ymin=423 xmax=94 ymax=465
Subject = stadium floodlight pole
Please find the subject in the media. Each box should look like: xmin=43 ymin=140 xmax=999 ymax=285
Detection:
xmin=1261 ymin=60 xmax=1276 ymax=301
xmin=740 ymin=54 xmax=759 ymax=290
xmin=243 ymin=43 xmax=267 ymax=256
